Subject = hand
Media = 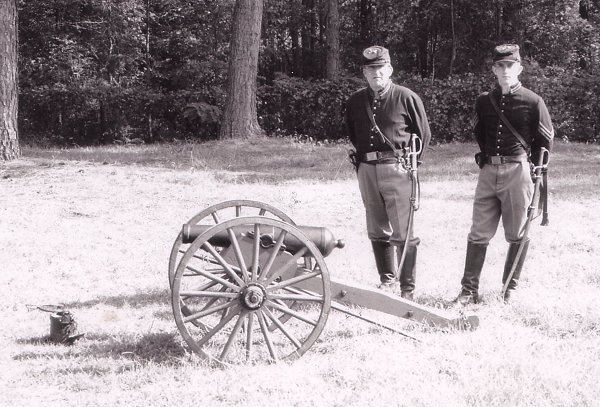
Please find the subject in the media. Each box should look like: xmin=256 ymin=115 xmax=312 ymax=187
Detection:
xmin=475 ymin=152 xmax=486 ymax=169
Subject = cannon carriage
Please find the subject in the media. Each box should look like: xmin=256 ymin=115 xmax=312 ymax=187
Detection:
xmin=169 ymin=200 xmax=478 ymax=365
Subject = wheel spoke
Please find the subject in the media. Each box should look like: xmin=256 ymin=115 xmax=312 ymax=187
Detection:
xmin=262 ymin=307 xmax=302 ymax=349
xmin=193 ymin=279 xmax=221 ymax=292
xmin=182 ymin=250 xmax=227 ymax=271
xmin=245 ymin=312 xmax=255 ymax=361
xmin=251 ymin=223 xmax=260 ymax=281
xmin=267 ymin=270 xmax=320 ymax=291
xmin=225 ymin=227 xmax=250 ymax=282
xmin=180 ymin=290 xmax=238 ymax=299
xmin=202 ymin=242 xmax=245 ymax=287
xmin=183 ymin=299 xmax=237 ymax=323
xmin=180 ymin=280 xmax=220 ymax=301
xmin=185 ymin=264 xmax=239 ymax=291
xmin=189 ymin=284 xmax=231 ymax=316
xmin=257 ymin=230 xmax=288 ymax=281
xmin=219 ymin=311 xmax=247 ymax=361
xmin=196 ymin=304 xmax=241 ymax=347
xmin=257 ymin=310 xmax=278 ymax=362
xmin=266 ymin=301 xmax=317 ymax=326
xmin=262 ymin=247 xmax=308 ymax=286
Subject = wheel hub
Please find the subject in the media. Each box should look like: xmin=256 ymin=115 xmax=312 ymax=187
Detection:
xmin=240 ymin=284 xmax=266 ymax=310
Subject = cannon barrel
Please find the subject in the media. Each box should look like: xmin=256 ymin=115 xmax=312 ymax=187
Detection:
xmin=182 ymin=224 xmax=345 ymax=257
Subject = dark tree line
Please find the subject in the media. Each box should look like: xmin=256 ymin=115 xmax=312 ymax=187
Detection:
xmin=3 ymin=0 xmax=600 ymax=155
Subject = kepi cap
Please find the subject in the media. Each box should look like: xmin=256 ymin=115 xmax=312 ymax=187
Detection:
xmin=493 ymin=44 xmax=521 ymax=63
xmin=362 ymin=46 xmax=390 ymax=66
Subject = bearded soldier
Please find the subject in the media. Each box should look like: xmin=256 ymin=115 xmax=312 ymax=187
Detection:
xmin=345 ymin=46 xmax=431 ymax=300
xmin=456 ymin=44 xmax=554 ymax=304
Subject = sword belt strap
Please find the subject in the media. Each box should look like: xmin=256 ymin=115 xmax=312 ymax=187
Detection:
xmin=485 ymin=154 xmax=528 ymax=165
xmin=488 ymin=92 xmax=529 ymax=153
xmin=364 ymin=90 xmax=401 ymax=155
xmin=359 ymin=150 xmax=399 ymax=163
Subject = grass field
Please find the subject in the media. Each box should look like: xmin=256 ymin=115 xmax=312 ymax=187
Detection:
xmin=1 ymin=138 xmax=599 ymax=406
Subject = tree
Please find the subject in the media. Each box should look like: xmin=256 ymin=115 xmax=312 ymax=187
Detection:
xmin=324 ymin=0 xmax=340 ymax=79
xmin=219 ymin=0 xmax=264 ymax=139
xmin=0 ymin=0 xmax=19 ymax=160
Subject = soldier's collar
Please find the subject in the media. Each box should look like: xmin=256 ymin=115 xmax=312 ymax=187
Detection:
xmin=497 ymin=81 xmax=522 ymax=95
xmin=509 ymin=82 xmax=522 ymax=93
xmin=369 ymin=81 xmax=392 ymax=99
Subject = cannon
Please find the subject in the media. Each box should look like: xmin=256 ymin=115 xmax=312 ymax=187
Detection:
xmin=169 ymin=200 xmax=478 ymax=365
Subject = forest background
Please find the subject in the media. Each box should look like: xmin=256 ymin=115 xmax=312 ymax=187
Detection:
xmin=16 ymin=0 xmax=600 ymax=146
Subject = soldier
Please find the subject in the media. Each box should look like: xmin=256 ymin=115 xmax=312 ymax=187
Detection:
xmin=345 ymin=45 xmax=431 ymax=300
xmin=456 ymin=44 xmax=554 ymax=304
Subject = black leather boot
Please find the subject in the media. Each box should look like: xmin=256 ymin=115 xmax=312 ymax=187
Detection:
xmin=371 ymin=241 xmax=396 ymax=285
xmin=398 ymin=238 xmax=419 ymax=300
xmin=502 ymin=240 xmax=530 ymax=302
xmin=456 ymin=242 xmax=488 ymax=304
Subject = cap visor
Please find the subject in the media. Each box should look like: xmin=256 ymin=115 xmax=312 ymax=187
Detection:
xmin=362 ymin=61 xmax=388 ymax=67
xmin=493 ymin=58 xmax=520 ymax=63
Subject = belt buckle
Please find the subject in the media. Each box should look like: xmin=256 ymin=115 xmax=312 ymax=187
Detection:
xmin=365 ymin=152 xmax=378 ymax=161
xmin=490 ymin=156 xmax=502 ymax=165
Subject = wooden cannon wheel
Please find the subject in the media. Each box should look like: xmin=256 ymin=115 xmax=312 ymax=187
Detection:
xmin=171 ymin=216 xmax=332 ymax=365
xmin=168 ymin=200 xmax=295 ymax=288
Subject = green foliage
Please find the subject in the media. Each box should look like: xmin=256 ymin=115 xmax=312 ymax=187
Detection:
xmin=400 ymin=73 xmax=488 ymax=143
xmin=258 ymin=74 xmax=362 ymax=141
xmin=523 ymin=65 xmax=600 ymax=142
xmin=18 ymin=85 xmax=225 ymax=145
xmin=14 ymin=0 xmax=600 ymax=145
xmin=257 ymin=69 xmax=599 ymax=144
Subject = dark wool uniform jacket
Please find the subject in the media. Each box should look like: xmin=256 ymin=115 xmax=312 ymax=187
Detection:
xmin=474 ymin=83 xmax=554 ymax=161
xmin=345 ymin=84 xmax=431 ymax=160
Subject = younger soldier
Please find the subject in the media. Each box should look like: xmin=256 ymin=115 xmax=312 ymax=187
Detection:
xmin=456 ymin=44 xmax=554 ymax=304
xmin=345 ymin=46 xmax=431 ymax=299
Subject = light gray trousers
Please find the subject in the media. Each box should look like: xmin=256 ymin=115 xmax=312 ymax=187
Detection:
xmin=468 ymin=160 xmax=533 ymax=244
xmin=357 ymin=162 xmax=412 ymax=245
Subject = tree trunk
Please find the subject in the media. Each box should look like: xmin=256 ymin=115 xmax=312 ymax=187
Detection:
xmin=324 ymin=0 xmax=340 ymax=80
xmin=0 ymin=0 xmax=19 ymax=161
xmin=358 ymin=0 xmax=372 ymax=49
xmin=301 ymin=0 xmax=316 ymax=78
xmin=449 ymin=0 xmax=456 ymax=75
xmin=219 ymin=0 xmax=264 ymax=139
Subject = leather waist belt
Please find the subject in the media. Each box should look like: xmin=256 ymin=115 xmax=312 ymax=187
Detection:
xmin=485 ymin=154 xmax=528 ymax=165
xmin=360 ymin=150 xmax=398 ymax=163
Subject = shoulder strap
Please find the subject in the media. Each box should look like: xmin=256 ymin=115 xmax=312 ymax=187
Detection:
xmin=487 ymin=92 xmax=529 ymax=151
xmin=363 ymin=90 xmax=378 ymax=129
xmin=363 ymin=90 xmax=399 ymax=153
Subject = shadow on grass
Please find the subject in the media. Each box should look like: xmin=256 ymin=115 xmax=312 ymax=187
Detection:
xmin=61 ymin=288 xmax=171 ymax=310
xmin=14 ymin=332 xmax=189 ymax=368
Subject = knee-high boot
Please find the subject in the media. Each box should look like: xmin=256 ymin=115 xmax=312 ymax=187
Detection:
xmin=456 ymin=242 xmax=488 ymax=304
xmin=371 ymin=241 xmax=395 ymax=284
xmin=502 ymin=240 xmax=530 ymax=302
xmin=398 ymin=238 xmax=419 ymax=300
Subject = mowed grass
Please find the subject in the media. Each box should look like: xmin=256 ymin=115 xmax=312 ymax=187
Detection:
xmin=22 ymin=137 xmax=353 ymax=184
xmin=1 ymin=138 xmax=599 ymax=407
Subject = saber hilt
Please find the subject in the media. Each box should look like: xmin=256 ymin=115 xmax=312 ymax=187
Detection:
xmin=405 ymin=134 xmax=422 ymax=211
